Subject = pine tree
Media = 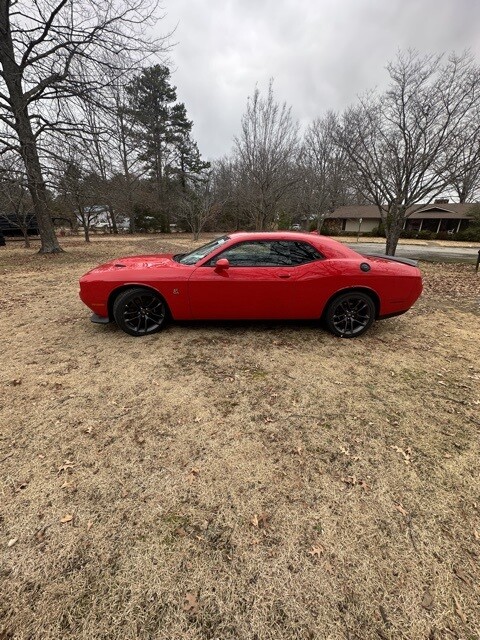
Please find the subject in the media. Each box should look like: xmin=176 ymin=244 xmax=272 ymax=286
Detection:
xmin=125 ymin=65 xmax=209 ymax=228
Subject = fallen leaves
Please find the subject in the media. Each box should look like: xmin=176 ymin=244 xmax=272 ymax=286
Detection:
xmin=308 ymin=545 xmax=324 ymax=558
xmin=250 ymin=512 xmax=269 ymax=529
xmin=34 ymin=524 xmax=50 ymax=542
xmin=421 ymin=589 xmax=434 ymax=611
xmin=394 ymin=503 xmax=409 ymax=518
xmin=13 ymin=481 xmax=28 ymax=493
xmin=340 ymin=475 xmax=370 ymax=491
xmin=390 ymin=445 xmax=412 ymax=464
xmin=57 ymin=460 xmax=75 ymax=474
xmin=183 ymin=592 xmax=199 ymax=615
xmin=60 ymin=514 xmax=74 ymax=524
xmin=340 ymin=446 xmax=360 ymax=461
xmin=453 ymin=595 xmax=467 ymax=624
xmin=60 ymin=480 xmax=76 ymax=490
xmin=453 ymin=566 xmax=469 ymax=585
xmin=7 ymin=537 xmax=18 ymax=548
xmin=187 ymin=467 xmax=200 ymax=484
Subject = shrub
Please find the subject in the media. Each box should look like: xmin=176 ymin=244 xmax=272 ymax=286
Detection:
xmin=369 ymin=223 xmax=385 ymax=237
xmin=400 ymin=229 xmax=418 ymax=239
xmin=454 ymin=226 xmax=480 ymax=242
xmin=417 ymin=230 xmax=435 ymax=240
xmin=277 ymin=212 xmax=292 ymax=231
xmin=322 ymin=220 xmax=342 ymax=236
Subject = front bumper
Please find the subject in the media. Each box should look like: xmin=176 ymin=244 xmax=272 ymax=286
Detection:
xmin=90 ymin=313 xmax=110 ymax=324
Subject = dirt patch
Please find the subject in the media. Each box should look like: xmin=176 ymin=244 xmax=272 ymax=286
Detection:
xmin=1 ymin=236 xmax=479 ymax=639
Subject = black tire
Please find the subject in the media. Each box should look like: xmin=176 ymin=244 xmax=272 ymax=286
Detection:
xmin=113 ymin=288 xmax=167 ymax=337
xmin=325 ymin=291 xmax=375 ymax=338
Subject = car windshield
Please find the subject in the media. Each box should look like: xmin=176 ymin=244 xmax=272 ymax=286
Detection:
xmin=175 ymin=236 xmax=230 ymax=265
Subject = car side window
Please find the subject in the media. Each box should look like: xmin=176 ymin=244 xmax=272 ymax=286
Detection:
xmin=288 ymin=241 xmax=324 ymax=265
xmin=209 ymin=241 xmax=274 ymax=266
xmin=208 ymin=240 xmax=323 ymax=267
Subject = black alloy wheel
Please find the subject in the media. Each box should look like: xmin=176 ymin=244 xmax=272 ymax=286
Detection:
xmin=325 ymin=292 xmax=375 ymax=338
xmin=113 ymin=288 xmax=167 ymax=337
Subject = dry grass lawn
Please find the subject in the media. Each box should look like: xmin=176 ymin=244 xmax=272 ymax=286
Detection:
xmin=1 ymin=235 xmax=479 ymax=640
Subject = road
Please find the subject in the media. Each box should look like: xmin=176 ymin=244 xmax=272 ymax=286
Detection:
xmin=346 ymin=242 xmax=480 ymax=263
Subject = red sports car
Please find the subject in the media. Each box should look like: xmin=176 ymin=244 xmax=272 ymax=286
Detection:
xmin=79 ymin=232 xmax=423 ymax=338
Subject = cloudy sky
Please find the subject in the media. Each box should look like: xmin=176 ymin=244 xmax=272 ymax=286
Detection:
xmin=160 ymin=0 xmax=480 ymax=161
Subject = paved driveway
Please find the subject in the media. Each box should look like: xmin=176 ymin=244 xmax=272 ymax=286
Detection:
xmin=347 ymin=242 xmax=480 ymax=264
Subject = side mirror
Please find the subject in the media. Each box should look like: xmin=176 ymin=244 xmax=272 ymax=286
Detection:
xmin=215 ymin=258 xmax=230 ymax=269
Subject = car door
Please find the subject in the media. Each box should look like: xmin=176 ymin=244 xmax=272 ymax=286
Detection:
xmin=187 ymin=240 xmax=296 ymax=320
xmin=284 ymin=241 xmax=331 ymax=318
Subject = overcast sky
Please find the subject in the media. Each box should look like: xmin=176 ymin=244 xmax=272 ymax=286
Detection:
xmin=160 ymin=0 xmax=480 ymax=161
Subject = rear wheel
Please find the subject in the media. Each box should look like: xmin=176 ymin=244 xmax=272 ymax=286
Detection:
xmin=325 ymin=292 xmax=375 ymax=338
xmin=113 ymin=288 xmax=167 ymax=337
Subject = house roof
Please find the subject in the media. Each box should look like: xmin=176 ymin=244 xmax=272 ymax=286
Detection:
xmin=328 ymin=203 xmax=476 ymax=220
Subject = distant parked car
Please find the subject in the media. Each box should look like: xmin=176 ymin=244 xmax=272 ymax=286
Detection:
xmin=291 ymin=224 xmax=301 ymax=231
xmin=79 ymin=232 xmax=423 ymax=338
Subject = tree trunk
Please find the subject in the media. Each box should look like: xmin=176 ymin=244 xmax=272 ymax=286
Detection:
xmin=22 ymin=229 xmax=30 ymax=248
xmin=385 ymin=205 xmax=405 ymax=256
xmin=385 ymin=233 xmax=400 ymax=256
xmin=118 ymin=112 xmax=136 ymax=234
xmin=123 ymin=175 xmax=135 ymax=234
xmin=316 ymin=212 xmax=326 ymax=233
xmin=84 ymin=224 xmax=90 ymax=243
xmin=155 ymin=147 xmax=170 ymax=230
xmin=0 ymin=28 xmax=63 ymax=254
xmin=21 ymin=130 xmax=63 ymax=253
xmin=108 ymin=204 xmax=118 ymax=234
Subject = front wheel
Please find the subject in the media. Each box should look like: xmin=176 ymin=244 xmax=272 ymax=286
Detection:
xmin=113 ymin=288 xmax=167 ymax=337
xmin=325 ymin=292 xmax=375 ymax=338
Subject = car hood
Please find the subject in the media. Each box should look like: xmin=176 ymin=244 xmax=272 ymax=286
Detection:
xmin=82 ymin=254 xmax=179 ymax=275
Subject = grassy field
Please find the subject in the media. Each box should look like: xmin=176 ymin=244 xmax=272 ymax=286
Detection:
xmin=1 ymin=235 xmax=479 ymax=640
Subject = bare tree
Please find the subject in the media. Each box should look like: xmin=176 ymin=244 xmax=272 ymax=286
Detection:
xmin=300 ymin=112 xmax=350 ymax=231
xmin=176 ymin=168 xmax=224 ymax=240
xmin=0 ymin=0 xmax=166 ymax=253
xmin=90 ymin=76 xmax=157 ymax=234
xmin=234 ymin=80 xmax=300 ymax=230
xmin=336 ymin=50 xmax=480 ymax=255
xmin=448 ymin=111 xmax=480 ymax=202
xmin=76 ymin=98 xmax=120 ymax=233
xmin=55 ymin=142 xmax=103 ymax=242
xmin=202 ymin=157 xmax=248 ymax=231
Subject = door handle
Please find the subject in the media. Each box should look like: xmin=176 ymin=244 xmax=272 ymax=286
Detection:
xmin=278 ymin=273 xmax=291 ymax=279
